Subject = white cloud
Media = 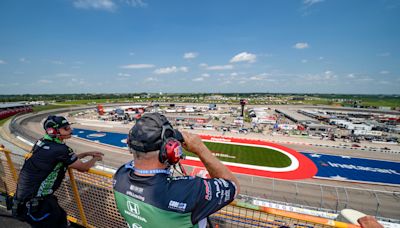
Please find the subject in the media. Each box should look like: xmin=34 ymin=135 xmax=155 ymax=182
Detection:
xmin=144 ymin=77 xmax=158 ymax=82
xmin=0 ymin=60 xmax=6 ymax=64
xmin=183 ymin=52 xmax=198 ymax=59
xmin=120 ymin=64 xmax=155 ymax=69
xmin=125 ymin=0 xmax=147 ymax=7
xmin=347 ymin=73 xmax=355 ymax=78
xmin=118 ymin=73 xmax=131 ymax=77
xmin=55 ymin=73 xmax=74 ymax=78
xmin=205 ymin=65 xmax=233 ymax=70
xmin=230 ymin=72 xmax=238 ymax=76
xmin=73 ymin=0 xmax=117 ymax=11
xmin=154 ymin=66 xmax=188 ymax=74
xmin=129 ymin=52 xmax=135 ymax=56
xmin=19 ymin=57 xmax=30 ymax=63
xmin=380 ymin=70 xmax=390 ymax=74
xmin=303 ymin=0 xmax=324 ymax=7
xmin=38 ymin=79 xmax=53 ymax=84
xmin=201 ymin=73 xmax=210 ymax=77
xmin=230 ymin=52 xmax=257 ymax=63
xmin=249 ymin=76 xmax=263 ymax=81
xmin=318 ymin=56 xmax=324 ymax=60
xmin=301 ymin=59 xmax=308 ymax=63
xmin=192 ymin=77 xmax=204 ymax=82
xmin=293 ymin=42 xmax=309 ymax=49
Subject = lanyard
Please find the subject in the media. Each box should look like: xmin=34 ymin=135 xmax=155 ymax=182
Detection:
xmin=125 ymin=161 xmax=171 ymax=175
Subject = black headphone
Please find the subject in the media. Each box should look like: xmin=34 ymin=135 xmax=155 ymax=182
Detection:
xmin=158 ymin=123 xmax=184 ymax=165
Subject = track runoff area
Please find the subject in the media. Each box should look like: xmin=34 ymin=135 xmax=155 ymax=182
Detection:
xmin=72 ymin=128 xmax=400 ymax=186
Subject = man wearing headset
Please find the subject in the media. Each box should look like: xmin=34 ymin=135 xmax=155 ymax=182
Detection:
xmin=13 ymin=115 xmax=104 ymax=227
xmin=113 ymin=113 xmax=240 ymax=228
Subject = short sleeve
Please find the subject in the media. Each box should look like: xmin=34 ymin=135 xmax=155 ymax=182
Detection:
xmin=191 ymin=177 xmax=237 ymax=224
xmin=56 ymin=146 xmax=78 ymax=166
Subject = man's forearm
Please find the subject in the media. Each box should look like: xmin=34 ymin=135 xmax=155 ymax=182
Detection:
xmin=79 ymin=158 xmax=98 ymax=172
xmin=196 ymin=144 xmax=240 ymax=192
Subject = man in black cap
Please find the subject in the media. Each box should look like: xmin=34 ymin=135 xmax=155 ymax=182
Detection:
xmin=113 ymin=113 xmax=240 ymax=228
xmin=13 ymin=115 xmax=104 ymax=227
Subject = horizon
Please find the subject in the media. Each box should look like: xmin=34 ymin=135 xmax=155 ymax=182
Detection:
xmin=0 ymin=0 xmax=399 ymax=94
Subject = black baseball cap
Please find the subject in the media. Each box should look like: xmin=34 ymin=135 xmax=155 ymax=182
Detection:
xmin=43 ymin=115 xmax=71 ymax=130
xmin=128 ymin=113 xmax=172 ymax=152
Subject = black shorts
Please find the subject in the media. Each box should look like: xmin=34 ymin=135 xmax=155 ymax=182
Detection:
xmin=21 ymin=195 xmax=68 ymax=228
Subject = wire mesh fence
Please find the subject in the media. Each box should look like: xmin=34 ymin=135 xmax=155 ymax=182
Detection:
xmin=1 ymin=148 xmax=397 ymax=227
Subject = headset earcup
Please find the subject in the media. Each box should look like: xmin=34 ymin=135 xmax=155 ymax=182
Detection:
xmin=46 ymin=128 xmax=57 ymax=137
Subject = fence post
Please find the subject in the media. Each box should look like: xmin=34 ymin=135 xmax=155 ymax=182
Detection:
xmin=373 ymin=192 xmax=380 ymax=217
xmin=68 ymin=168 xmax=89 ymax=227
xmin=320 ymin=185 xmax=324 ymax=209
xmin=344 ymin=187 xmax=349 ymax=209
xmin=334 ymin=187 xmax=339 ymax=213
xmin=2 ymin=148 xmax=18 ymax=183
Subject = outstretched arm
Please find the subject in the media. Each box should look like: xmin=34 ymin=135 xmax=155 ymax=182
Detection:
xmin=69 ymin=152 xmax=103 ymax=172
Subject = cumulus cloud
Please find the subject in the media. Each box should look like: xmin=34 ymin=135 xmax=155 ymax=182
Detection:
xmin=183 ymin=52 xmax=198 ymax=59
xmin=125 ymin=0 xmax=147 ymax=7
xmin=37 ymin=79 xmax=53 ymax=84
xmin=192 ymin=77 xmax=204 ymax=82
xmin=0 ymin=60 xmax=6 ymax=64
xmin=203 ymin=64 xmax=233 ymax=70
xmin=154 ymin=66 xmax=188 ymax=74
xmin=118 ymin=73 xmax=131 ymax=77
xmin=303 ymin=0 xmax=324 ymax=7
xmin=120 ymin=64 xmax=155 ymax=69
xmin=230 ymin=52 xmax=256 ymax=63
xmin=19 ymin=57 xmax=30 ymax=63
xmin=293 ymin=42 xmax=309 ymax=49
xmin=73 ymin=0 xmax=117 ymax=11
xmin=73 ymin=0 xmax=147 ymax=11
xmin=144 ymin=77 xmax=158 ymax=82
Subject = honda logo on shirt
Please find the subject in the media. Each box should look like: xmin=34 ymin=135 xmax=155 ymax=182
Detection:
xmin=127 ymin=201 xmax=140 ymax=215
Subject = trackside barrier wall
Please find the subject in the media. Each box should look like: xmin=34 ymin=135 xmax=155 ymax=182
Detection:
xmin=1 ymin=147 xmax=359 ymax=228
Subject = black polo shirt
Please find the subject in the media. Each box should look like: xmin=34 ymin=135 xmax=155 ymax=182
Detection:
xmin=16 ymin=135 xmax=78 ymax=201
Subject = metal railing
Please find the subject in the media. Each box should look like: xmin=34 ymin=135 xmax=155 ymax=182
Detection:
xmin=0 ymin=147 xmax=363 ymax=228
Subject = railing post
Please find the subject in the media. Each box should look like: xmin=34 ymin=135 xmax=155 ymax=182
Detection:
xmin=2 ymin=148 xmax=18 ymax=183
xmin=335 ymin=187 xmax=339 ymax=213
xmin=68 ymin=168 xmax=89 ymax=227
xmin=373 ymin=192 xmax=380 ymax=217
xmin=320 ymin=185 xmax=324 ymax=208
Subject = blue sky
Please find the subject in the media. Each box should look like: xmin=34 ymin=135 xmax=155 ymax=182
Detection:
xmin=0 ymin=0 xmax=399 ymax=94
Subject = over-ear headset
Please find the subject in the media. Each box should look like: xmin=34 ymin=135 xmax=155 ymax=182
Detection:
xmin=43 ymin=115 xmax=71 ymax=138
xmin=44 ymin=116 xmax=60 ymax=137
xmin=158 ymin=123 xmax=183 ymax=165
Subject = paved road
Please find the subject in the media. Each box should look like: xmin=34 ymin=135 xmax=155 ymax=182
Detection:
xmin=5 ymin=111 xmax=400 ymax=220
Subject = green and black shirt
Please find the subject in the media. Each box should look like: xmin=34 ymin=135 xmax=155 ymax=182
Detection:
xmin=113 ymin=161 xmax=237 ymax=228
xmin=16 ymin=135 xmax=78 ymax=201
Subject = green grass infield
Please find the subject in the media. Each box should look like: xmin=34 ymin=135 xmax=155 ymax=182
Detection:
xmin=184 ymin=141 xmax=292 ymax=168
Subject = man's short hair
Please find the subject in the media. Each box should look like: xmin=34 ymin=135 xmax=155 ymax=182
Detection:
xmin=127 ymin=113 xmax=171 ymax=152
